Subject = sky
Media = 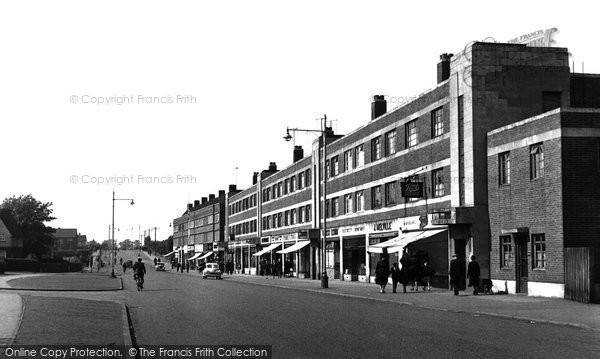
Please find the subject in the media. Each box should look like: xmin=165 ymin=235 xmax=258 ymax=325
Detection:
xmin=0 ymin=0 xmax=598 ymax=244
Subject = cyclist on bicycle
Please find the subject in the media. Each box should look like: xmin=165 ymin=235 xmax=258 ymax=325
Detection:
xmin=132 ymin=258 xmax=146 ymax=288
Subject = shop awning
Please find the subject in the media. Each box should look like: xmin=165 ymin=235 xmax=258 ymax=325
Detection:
xmin=188 ymin=252 xmax=203 ymax=260
xmin=277 ymin=241 xmax=310 ymax=254
xmin=163 ymin=250 xmax=177 ymax=256
xmin=199 ymin=251 xmax=214 ymax=260
xmin=368 ymin=229 xmax=447 ymax=253
xmin=253 ymin=243 xmax=282 ymax=257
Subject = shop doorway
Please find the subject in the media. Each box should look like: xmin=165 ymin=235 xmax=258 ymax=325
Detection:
xmin=454 ymin=238 xmax=467 ymax=291
xmin=515 ymin=234 xmax=528 ymax=294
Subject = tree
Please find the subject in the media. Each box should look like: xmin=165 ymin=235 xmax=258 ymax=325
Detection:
xmin=1 ymin=194 xmax=56 ymax=258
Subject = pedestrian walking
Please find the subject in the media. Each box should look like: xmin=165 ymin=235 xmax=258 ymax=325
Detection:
xmin=408 ymin=256 xmax=420 ymax=291
xmin=467 ymin=255 xmax=481 ymax=295
xmin=375 ymin=256 xmax=390 ymax=293
xmin=122 ymin=262 xmax=127 ymax=273
xmin=186 ymin=262 xmax=190 ymax=273
xmin=449 ymin=254 xmax=461 ymax=296
xmin=421 ymin=262 xmax=435 ymax=291
xmin=390 ymin=262 xmax=401 ymax=293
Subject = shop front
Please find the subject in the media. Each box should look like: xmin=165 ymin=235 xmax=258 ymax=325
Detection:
xmin=229 ymin=239 xmax=257 ymax=274
xmin=325 ymin=228 xmax=340 ymax=279
xmin=277 ymin=239 xmax=311 ymax=278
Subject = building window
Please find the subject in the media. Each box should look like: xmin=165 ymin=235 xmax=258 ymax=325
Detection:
xmin=266 ymin=188 xmax=271 ymax=202
xmin=355 ymin=190 xmax=364 ymax=212
xmin=332 ymin=197 xmax=339 ymax=217
xmin=326 ymin=160 xmax=331 ymax=179
xmin=385 ymin=130 xmax=397 ymax=156
xmin=355 ymin=144 xmax=364 ymax=167
xmin=305 ymin=169 xmax=312 ymax=187
xmin=290 ymin=209 xmax=296 ymax=225
xmin=344 ymin=193 xmax=353 ymax=214
xmin=530 ymin=143 xmax=544 ymax=179
xmin=331 ymin=156 xmax=339 ymax=177
xmin=385 ymin=182 xmax=396 ymax=206
xmin=285 ymin=211 xmax=290 ymax=226
xmin=405 ymin=119 xmax=418 ymax=148
xmin=272 ymin=185 xmax=277 ymax=199
xmin=290 ymin=176 xmax=296 ymax=192
xmin=272 ymin=214 xmax=278 ymax=229
xmin=305 ymin=205 xmax=312 ymax=222
xmin=284 ymin=179 xmax=290 ymax=194
xmin=277 ymin=213 xmax=282 ymax=227
xmin=298 ymin=173 xmax=304 ymax=189
xmin=299 ymin=207 xmax=305 ymax=223
xmin=500 ymin=235 xmax=513 ymax=268
xmin=431 ymin=107 xmax=444 ymax=138
xmin=371 ymin=137 xmax=382 ymax=161
xmin=276 ymin=183 xmax=281 ymax=197
xmin=432 ymin=168 xmax=444 ymax=198
xmin=499 ymin=152 xmax=511 ymax=185
xmin=325 ymin=199 xmax=330 ymax=218
xmin=532 ymin=234 xmax=546 ymax=269
xmin=344 ymin=150 xmax=353 ymax=172
xmin=372 ymin=186 xmax=382 ymax=209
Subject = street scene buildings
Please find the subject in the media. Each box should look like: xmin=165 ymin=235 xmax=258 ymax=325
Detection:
xmin=173 ymin=41 xmax=600 ymax=302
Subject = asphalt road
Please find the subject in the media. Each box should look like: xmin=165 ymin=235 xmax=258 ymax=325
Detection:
xmin=120 ymin=251 xmax=600 ymax=358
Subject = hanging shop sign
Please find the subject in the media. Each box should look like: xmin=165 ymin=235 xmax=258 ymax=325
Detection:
xmin=401 ymin=182 xmax=424 ymax=198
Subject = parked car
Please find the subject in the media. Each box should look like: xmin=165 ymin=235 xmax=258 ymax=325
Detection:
xmin=155 ymin=263 xmax=165 ymax=271
xmin=202 ymin=263 xmax=222 ymax=280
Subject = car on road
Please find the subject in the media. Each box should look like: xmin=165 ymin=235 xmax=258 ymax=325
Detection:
xmin=202 ymin=263 xmax=222 ymax=279
xmin=155 ymin=263 xmax=165 ymax=271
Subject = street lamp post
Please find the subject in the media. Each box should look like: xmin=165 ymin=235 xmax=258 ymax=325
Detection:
xmin=284 ymin=114 xmax=329 ymax=288
xmin=111 ymin=191 xmax=134 ymax=278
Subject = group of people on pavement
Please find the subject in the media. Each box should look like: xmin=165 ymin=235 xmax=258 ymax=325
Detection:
xmin=260 ymin=258 xmax=284 ymax=278
xmin=375 ymin=251 xmax=480 ymax=295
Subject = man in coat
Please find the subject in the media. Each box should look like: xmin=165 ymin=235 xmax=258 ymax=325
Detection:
xmin=449 ymin=254 xmax=461 ymax=296
xmin=467 ymin=255 xmax=481 ymax=295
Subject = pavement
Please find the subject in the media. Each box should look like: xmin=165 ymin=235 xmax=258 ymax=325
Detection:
xmin=1 ymin=251 xmax=598 ymax=348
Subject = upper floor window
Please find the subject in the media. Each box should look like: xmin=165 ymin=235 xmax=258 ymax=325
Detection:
xmin=305 ymin=169 xmax=312 ymax=187
xmin=305 ymin=205 xmax=312 ymax=222
xmin=284 ymin=179 xmax=290 ymax=194
xmin=405 ymin=119 xmax=418 ymax=148
xmin=290 ymin=209 xmax=296 ymax=225
xmin=331 ymin=156 xmax=339 ymax=177
xmin=344 ymin=193 xmax=353 ymax=214
xmin=355 ymin=191 xmax=364 ymax=212
xmin=530 ymin=143 xmax=544 ymax=179
xmin=500 ymin=235 xmax=513 ymax=268
xmin=372 ymin=186 xmax=382 ymax=209
xmin=290 ymin=176 xmax=296 ymax=192
xmin=371 ymin=137 xmax=382 ymax=161
xmin=532 ymin=234 xmax=546 ymax=269
xmin=384 ymin=182 xmax=396 ymax=206
xmin=298 ymin=173 xmax=304 ymax=189
xmin=355 ymin=144 xmax=365 ymax=167
xmin=385 ymin=130 xmax=397 ymax=156
xmin=431 ymin=107 xmax=444 ymax=138
xmin=499 ymin=152 xmax=510 ymax=185
xmin=432 ymin=168 xmax=445 ymax=198
xmin=344 ymin=150 xmax=353 ymax=172
xmin=331 ymin=197 xmax=339 ymax=217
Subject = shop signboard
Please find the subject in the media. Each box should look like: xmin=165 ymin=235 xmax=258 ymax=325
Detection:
xmin=401 ymin=181 xmax=424 ymax=198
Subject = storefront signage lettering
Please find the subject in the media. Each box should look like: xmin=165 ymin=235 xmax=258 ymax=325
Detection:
xmin=372 ymin=221 xmax=392 ymax=232
xmin=508 ymin=28 xmax=558 ymax=47
xmin=401 ymin=182 xmax=424 ymax=198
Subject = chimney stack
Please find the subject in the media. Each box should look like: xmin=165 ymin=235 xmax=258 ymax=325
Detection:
xmin=194 ymin=200 xmax=200 ymax=208
xmin=293 ymin=145 xmax=304 ymax=163
xmin=268 ymin=162 xmax=277 ymax=172
xmin=371 ymin=95 xmax=387 ymax=120
xmin=437 ymin=53 xmax=453 ymax=83
xmin=209 ymin=194 xmax=216 ymax=201
xmin=201 ymin=197 xmax=208 ymax=204
xmin=218 ymin=190 xmax=225 ymax=197
xmin=229 ymin=184 xmax=237 ymax=192
xmin=252 ymin=172 xmax=259 ymax=185
xmin=187 ymin=203 xmax=193 ymax=211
